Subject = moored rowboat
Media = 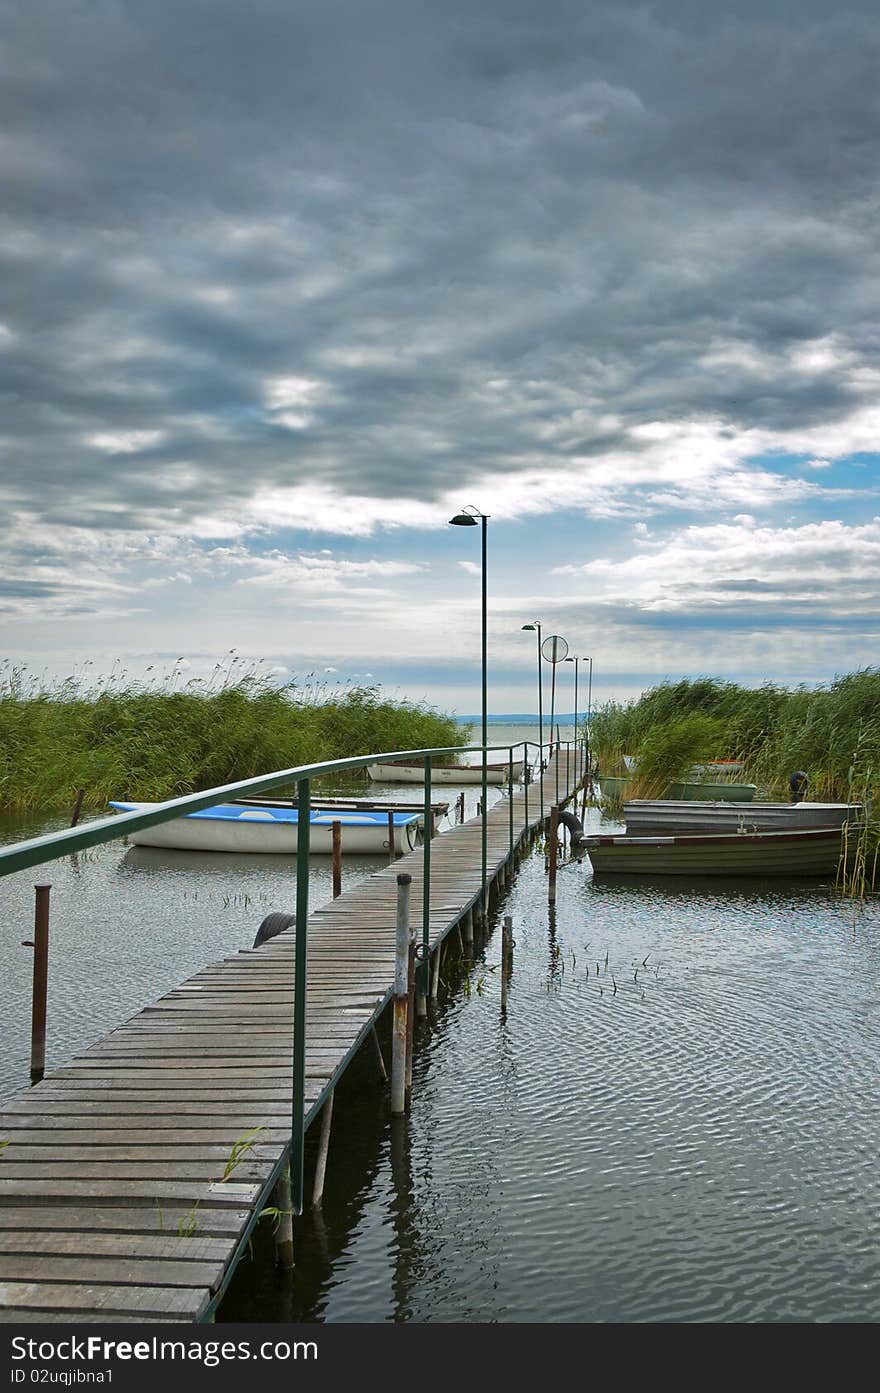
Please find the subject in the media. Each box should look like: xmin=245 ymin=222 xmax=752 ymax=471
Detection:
xmin=580 ymin=825 xmax=846 ymax=877
xmin=600 ymin=775 xmax=758 ymax=802
xmin=109 ymin=801 xmax=421 ymax=855
xmin=623 ymin=799 xmax=862 ymax=834
xmin=367 ymin=760 xmax=524 ymax=785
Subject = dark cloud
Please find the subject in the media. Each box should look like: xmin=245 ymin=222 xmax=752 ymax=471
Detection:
xmin=3 ymin=0 xmax=880 ymax=533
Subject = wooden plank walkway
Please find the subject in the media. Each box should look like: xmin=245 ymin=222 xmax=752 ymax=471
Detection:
xmin=0 ymin=751 xmax=581 ymax=1323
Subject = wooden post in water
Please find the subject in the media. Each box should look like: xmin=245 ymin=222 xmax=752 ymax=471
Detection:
xmin=391 ymin=873 xmax=411 ymax=1115
xmin=430 ymin=940 xmax=442 ymax=999
xmin=371 ymin=1024 xmax=388 ymax=1082
xmin=29 ymin=884 xmax=50 ymax=1085
xmin=405 ymin=934 xmax=416 ymax=1093
xmin=387 ymin=810 xmax=396 ymax=863
xmin=462 ymin=905 xmax=474 ymax=950
xmin=311 ymin=1090 xmax=334 ymax=1207
xmin=69 ymin=789 xmax=85 ymax=828
xmin=274 ymin=1164 xmax=294 ymax=1269
xmin=548 ymin=806 xmax=560 ymax=905
xmin=331 ymin=821 xmax=342 ymax=898
xmin=501 ymin=914 xmax=514 ymax=1012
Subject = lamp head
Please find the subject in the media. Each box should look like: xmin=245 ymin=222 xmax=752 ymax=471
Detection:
xmin=448 ymin=513 xmax=478 ymax=526
xmin=521 ymin=624 xmax=535 ymax=631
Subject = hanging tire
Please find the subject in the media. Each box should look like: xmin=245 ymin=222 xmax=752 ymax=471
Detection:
xmin=253 ymin=911 xmax=296 ymax=947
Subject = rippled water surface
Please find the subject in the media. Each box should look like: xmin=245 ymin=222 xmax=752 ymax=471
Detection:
xmin=2 ymin=788 xmax=879 ymax=1323
xmin=221 ymin=837 xmax=880 ymax=1324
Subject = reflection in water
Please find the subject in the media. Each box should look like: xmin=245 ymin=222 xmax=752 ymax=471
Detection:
xmin=220 ymin=839 xmax=880 ymax=1323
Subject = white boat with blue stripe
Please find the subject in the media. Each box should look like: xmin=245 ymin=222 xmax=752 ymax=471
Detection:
xmin=109 ymin=801 xmax=421 ymax=856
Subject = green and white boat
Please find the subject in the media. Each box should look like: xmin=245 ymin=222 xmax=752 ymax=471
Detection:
xmin=599 ymin=775 xmax=757 ymax=802
xmin=580 ymin=825 xmax=845 ymax=877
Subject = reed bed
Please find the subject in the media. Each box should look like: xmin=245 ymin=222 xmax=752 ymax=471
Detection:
xmin=0 ymin=659 xmax=466 ymax=815
xmin=589 ymin=670 xmax=880 ymax=890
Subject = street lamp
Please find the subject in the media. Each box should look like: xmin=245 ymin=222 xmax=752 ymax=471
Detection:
xmin=449 ymin=505 xmax=488 ymax=918
xmin=564 ymin=655 xmax=590 ymax=782
xmin=521 ymin=622 xmax=544 ymax=817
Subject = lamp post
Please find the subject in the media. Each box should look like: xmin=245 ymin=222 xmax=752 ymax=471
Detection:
xmin=521 ymin=622 xmax=544 ymax=818
xmin=449 ymin=505 xmax=488 ymax=919
xmin=565 ymin=655 xmax=590 ymax=781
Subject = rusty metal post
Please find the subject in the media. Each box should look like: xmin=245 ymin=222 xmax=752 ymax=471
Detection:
xmin=548 ymin=806 xmax=559 ymax=905
xmin=331 ymin=820 xmax=342 ymax=897
xmin=311 ymin=1089 xmax=334 ymax=1208
xmin=391 ymin=873 xmax=411 ymax=1115
xmin=30 ymin=884 xmax=50 ymax=1085
xmin=387 ymin=810 xmax=396 ymax=863
xmin=274 ymin=1164 xmax=295 ymax=1269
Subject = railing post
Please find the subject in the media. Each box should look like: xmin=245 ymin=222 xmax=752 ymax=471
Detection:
xmin=419 ymin=755 xmax=432 ymax=1018
xmin=548 ymin=805 xmax=559 ymax=905
xmin=29 ymin=884 xmax=50 ymax=1085
xmin=331 ymin=820 xmax=342 ymax=898
xmin=391 ymin=873 xmax=412 ymax=1115
xmin=523 ymin=740 xmax=529 ymax=835
xmin=290 ymin=777 xmax=311 ymax=1214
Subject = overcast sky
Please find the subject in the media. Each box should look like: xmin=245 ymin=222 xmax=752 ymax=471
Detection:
xmin=3 ymin=0 xmax=879 ymax=717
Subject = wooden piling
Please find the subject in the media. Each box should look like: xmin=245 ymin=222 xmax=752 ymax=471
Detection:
xmin=69 ymin=789 xmax=85 ymax=828
xmin=29 ymin=884 xmax=50 ymax=1085
xmin=501 ymin=914 xmax=514 ymax=1011
xmin=387 ymin=810 xmax=396 ymax=863
xmin=391 ymin=873 xmax=411 ymax=1115
xmin=311 ymin=1090 xmax=334 ymax=1208
xmin=548 ymin=805 xmax=559 ymax=905
xmin=371 ymin=1023 xmax=388 ymax=1082
xmin=462 ymin=905 xmax=474 ymax=948
xmin=332 ymin=820 xmax=342 ymax=898
xmin=405 ymin=936 xmax=416 ymax=1092
xmin=430 ymin=940 xmax=442 ymax=999
xmin=273 ymin=1165 xmax=295 ymax=1269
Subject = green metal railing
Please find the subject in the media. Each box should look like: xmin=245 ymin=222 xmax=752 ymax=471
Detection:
xmin=0 ymin=736 xmax=583 ymax=1218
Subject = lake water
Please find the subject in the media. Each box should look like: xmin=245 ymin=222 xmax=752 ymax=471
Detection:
xmin=2 ymin=742 xmax=878 ymax=1323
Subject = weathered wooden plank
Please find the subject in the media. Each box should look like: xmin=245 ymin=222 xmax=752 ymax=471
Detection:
xmin=0 ymin=1254 xmax=225 ymax=1288
xmin=0 ymin=1281 xmax=207 ymax=1317
xmin=0 ymin=1205 xmax=250 ymax=1233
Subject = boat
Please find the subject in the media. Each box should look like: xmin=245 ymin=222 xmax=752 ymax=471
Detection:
xmin=600 ymin=775 xmax=757 ymax=802
xmin=108 ymin=801 xmax=421 ymax=855
xmin=367 ymin=759 xmax=524 ymax=785
xmin=622 ymin=756 xmax=744 ymax=776
xmin=579 ymin=825 xmax=846 ymax=877
xmin=623 ymin=799 xmax=862 ymax=835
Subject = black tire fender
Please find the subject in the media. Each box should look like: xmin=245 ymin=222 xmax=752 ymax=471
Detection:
xmin=253 ymin=911 xmax=296 ymax=947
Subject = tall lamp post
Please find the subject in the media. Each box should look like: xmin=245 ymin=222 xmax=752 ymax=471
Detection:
xmin=565 ymin=655 xmax=590 ymax=781
xmin=521 ymin=622 xmax=544 ymax=817
xmin=449 ymin=505 xmax=488 ymax=919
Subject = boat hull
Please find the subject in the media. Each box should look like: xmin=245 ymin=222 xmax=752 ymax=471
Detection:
xmin=600 ymin=776 xmax=757 ymax=802
xmin=623 ymin=799 xmax=862 ymax=834
xmin=581 ymin=826 xmax=845 ymax=877
xmin=109 ymin=802 xmax=420 ymax=855
xmin=367 ymin=761 xmax=523 ymax=785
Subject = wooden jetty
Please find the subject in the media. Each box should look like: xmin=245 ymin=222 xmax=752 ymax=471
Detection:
xmin=0 ymin=751 xmax=581 ymax=1323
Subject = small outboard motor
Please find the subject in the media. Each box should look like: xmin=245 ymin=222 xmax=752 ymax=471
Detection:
xmin=789 ymin=770 xmax=809 ymax=804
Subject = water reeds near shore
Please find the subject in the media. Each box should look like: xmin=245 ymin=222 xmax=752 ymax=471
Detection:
xmin=589 ymin=670 xmax=879 ymax=890
xmin=0 ymin=661 xmax=466 ymax=814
